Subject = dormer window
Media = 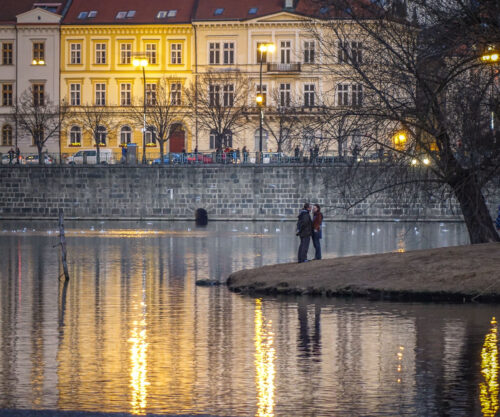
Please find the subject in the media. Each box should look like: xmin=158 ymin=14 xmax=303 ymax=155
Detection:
xmin=167 ymin=10 xmax=177 ymax=17
xmin=77 ymin=11 xmax=88 ymax=19
xmin=157 ymin=11 xmax=167 ymax=18
xmin=214 ymin=8 xmax=224 ymax=15
xmin=116 ymin=11 xmax=126 ymax=19
xmin=248 ymin=7 xmax=258 ymax=14
xmin=88 ymin=10 xmax=97 ymax=18
xmin=126 ymin=10 xmax=136 ymax=18
xmin=319 ymin=6 xmax=329 ymax=14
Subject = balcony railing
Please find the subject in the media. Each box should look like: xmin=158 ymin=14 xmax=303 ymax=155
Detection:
xmin=267 ymin=62 xmax=301 ymax=73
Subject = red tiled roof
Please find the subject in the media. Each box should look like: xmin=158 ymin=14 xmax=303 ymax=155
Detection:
xmin=193 ymin=0 xmax=379 ymax=21
xmin=63 ymin=0 xmax=196 ymax=24
xmin=0 ymin=0 xmax=65 ymax=23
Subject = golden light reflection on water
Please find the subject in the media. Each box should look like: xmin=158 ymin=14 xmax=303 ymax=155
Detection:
xmin=480 ymin=317 xmax=499 ymax=417
xmin=254 ymin=298 xmax=275 ymax=417
xmin=129 ymin=301 xmax=149 ymax=415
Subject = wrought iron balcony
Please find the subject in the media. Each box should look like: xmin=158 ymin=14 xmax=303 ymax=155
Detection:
xmin=267 ymin=62 xmax=301 ymax=73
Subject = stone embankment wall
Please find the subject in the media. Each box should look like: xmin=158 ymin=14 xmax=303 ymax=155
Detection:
xmin=0 ymin=165 xmax=498 ymax=221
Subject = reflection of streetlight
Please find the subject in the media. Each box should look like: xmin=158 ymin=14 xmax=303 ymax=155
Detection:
xmin=133 ymin=58 xmax=148 ymax=164
xmin=257 ymin=43 xmax=275 ymax=161
xmin=393 ymin=131 xmax=407 ymax=150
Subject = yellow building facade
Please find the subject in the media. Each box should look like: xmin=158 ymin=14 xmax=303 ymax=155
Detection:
xmin=60 ymin=23 xmax=194 ymax=160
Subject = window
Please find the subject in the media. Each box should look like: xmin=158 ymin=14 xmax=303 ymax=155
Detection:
xmin=146 ymin=83 xmax=157 ymax=105
xmin=223 ymin=84 xmax=234 ymax=107
xmin=70 ymin=43 xmax=81 ymax=64
xmin=171 ymin=43 xmax=182 ymax=64
xmin=254 ymin=129 xmax=268 ymax=152
xmin=167 ymin=10 xmax=177 ymax=17
xmin=33 ymin=42 xmax=45 ymax=63
xmin=210 ymin=129 xmax=232 ymax=148
xmin=2 ymin=43 xmax=13 ymax=65
xmin=304 ymin=41 xmax=315 ymax=64
xmin=280 ymin=41 xmax=291 ymax=64
xmin=116 ymin=11 xmax=127 ymax=19
xmin=249 ymin=7 xmax=258 ymax=14
xmin=145 ymin=43 xmax=157 ymax=65
xmin=77 ymin=11 xmax=88 ymax=19
xmin=279 ymin=83 xmax=291 ymax=107
xmin=214 ymin=8 xmax=224 ymax=15
xmin=88 ymin=10 xmax=97 ymax=18
xmin=33 ymin=83 xmax=44 ymax=106
xmin=126 ymin=11 xmax=136 ymax=18
xmin=95 ymin=43 xmax=106 ymax=64
xmin=120 ymin=83 xmax=131 ymax=106
xmin=145 ymin=127 xmax=156 ymax=146
xmin=209 ymin=42 xmax=220 ymax=65
xmin=120 ymin=126 xmax=132 ymax=145
xmin=70 ymin=83 xmax=81 ymax=106
xmin=337 ymin=84 xmax=349 ymax=105
xmin=1 ymin=125 xmax=12 ymax=146
xmin=209 ymin=84 xmax=220 ymax=107
xmin=352 ymin=84 xmax=363 ymax=106
xmin=95 ymin=83 xmax=106 ymax=105
xmin=157 ymin=11 xmax=167 ymax=18
xmin=337 ymin=41 xmax=349 ymax=64
xmin=96 ymin=125 xmax=107 ymax=145
xmin=256 ymin=42 xmax=269 ymax=63
xmin=170 ymin=83 xmax=181 ymax=105
xmin=256 ymin=84 xmax=267 ymax=106
xmin=70 ymin=126 xmax=81 ymax=145
xmin=2 ymin=84 xmax=13 ymax=106
xmin=304 ymin=84 xmax=315 ymax=107
xmin=120 ymin=43 xmax=131 ymax=64
xmin=351 ymin=41 xmax=363 ymax=65
xmin=223 ymin=42 xmax=234 ymax=65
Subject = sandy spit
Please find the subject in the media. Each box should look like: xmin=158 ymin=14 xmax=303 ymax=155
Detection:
xmin=226 ymin=243 xmax=500 ymax=302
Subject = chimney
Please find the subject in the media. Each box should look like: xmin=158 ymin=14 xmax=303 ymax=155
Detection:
xmin=284 ymin=0 xmax=294 ymax=9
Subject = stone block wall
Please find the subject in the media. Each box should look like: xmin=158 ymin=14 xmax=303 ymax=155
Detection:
xmin=0 ymin=165 xmax=497 ymax=221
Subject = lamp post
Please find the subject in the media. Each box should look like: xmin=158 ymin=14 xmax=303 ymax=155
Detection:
xmin=133 ymin=58 xmax=148 ymax=164
xmin=481 ymin=47 xmax=499 ymax=139
xmin=256 ymin=43 xmax=275 ymax=162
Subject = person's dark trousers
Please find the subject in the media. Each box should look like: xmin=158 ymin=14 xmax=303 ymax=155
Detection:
xmin=312 ymin=231 xmax=321 ymax=260
xmin=298 ymin=236 xmax=310 ymax=263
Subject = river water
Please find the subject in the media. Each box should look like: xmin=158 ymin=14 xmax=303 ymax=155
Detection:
xmin=0 ymin=220 xmax=498 ymax=417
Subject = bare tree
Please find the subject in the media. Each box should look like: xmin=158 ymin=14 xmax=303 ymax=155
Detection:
xmin=69 ymin=105 xmax=116 ymax=164
xmin=186 ymin=70 xmax=249 ymax=149
xmin=310 ymin=0 xmax=500 ymax=243
xmin=14 ymin=88 xmax=68 ymax=165
xmin=130 ymin=77 xmax=187 ymax=162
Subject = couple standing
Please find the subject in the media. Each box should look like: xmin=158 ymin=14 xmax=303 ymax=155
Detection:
xmin=296 ymin=203 xmax=323 ymax=263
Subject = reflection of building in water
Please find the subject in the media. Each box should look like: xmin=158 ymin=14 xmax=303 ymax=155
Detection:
xmin=254 ymin=298 xmax=275 ymax=417
xmin=480 ymin=317 xmax=499 ymax=417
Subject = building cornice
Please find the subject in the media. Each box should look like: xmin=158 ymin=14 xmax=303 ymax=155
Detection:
xmin=192 ymin=21 xmax=311 ymax=29
xmin=61 ymin=25 xmax=193 ymax=36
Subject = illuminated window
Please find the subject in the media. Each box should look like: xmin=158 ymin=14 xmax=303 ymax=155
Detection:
xmin=32 ymin=42 xmax=45 ymax=63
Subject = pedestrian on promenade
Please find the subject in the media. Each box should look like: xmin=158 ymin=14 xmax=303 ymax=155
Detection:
xmin=8 ymin=147 xmax=14 ymax=164
xmin=242 ymin=146 xmax=248 ymax=163
xmin=312 ymin=204 xmax=323 ymax=260
xmin=296 ymin=202 xmax=312 ymax=263
xmin=121 ymin=145 xmax=127 ymax=164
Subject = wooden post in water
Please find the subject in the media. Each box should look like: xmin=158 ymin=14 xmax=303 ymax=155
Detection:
xmin=58 ymin=211 xmax=70 ymax=281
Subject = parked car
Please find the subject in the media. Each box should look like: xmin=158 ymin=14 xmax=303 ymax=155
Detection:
xmin=66 ymin=149 xmax=114 ymax=165
xmin=25 ymin=154 xmax=53 ymax=165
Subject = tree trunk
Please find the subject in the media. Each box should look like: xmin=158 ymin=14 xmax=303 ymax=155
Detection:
xmin=159 ymin=140 xmax=165 ymax=163
xmin=37 ymin=143 xmax=43 ymax=165
xmin=450 ymin=173 xmax=500 ymax=244
xmin=96 ymin=140 xmax=101 ymax=165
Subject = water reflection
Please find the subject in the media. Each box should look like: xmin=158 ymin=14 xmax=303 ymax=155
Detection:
xmin=480 ymin=318 xmax=499 ymax=417
xmin=254 ymin=298 xmax=275 ymax=417
xmin=0 ymin=220 xmax=498 ymax=417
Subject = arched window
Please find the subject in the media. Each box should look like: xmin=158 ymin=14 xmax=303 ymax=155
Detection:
xmin=120 ymin=126 xmax=132 ymax=146
xmin=145 ymin=126 xmax=157 ymax=146
xmin=69 ymin=126 xmax=81 ymax=146
xmin=96 ymin=125 xmax=107 ymax=145
xmin=2 ymin=125 xmax=13 ymax=146
xmin=254 ymin=128 xmax=268 ymax=152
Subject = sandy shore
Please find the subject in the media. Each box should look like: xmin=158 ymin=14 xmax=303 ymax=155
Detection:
xmin=226 ymin=243 xmax=500 ymax=302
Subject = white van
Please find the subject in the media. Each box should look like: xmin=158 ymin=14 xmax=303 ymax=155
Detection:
xmin=66 ymin=149 xmax=114 ymax=165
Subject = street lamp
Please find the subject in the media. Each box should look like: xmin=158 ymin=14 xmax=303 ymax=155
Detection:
xmin=133 ymin=58 xmax=148 ymax=164
xmin=480 ymin=46 xmax=499 ymax=138
xmin=256 ymin=43 xmax=275 ymax=161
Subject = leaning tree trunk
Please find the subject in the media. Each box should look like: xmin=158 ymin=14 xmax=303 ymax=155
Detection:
xmin=450 ymin=172 xmax=500 ymax=244
xmin=37 ymin=143 xmax=44 ymax=165
xmin=159 ymin=139 xmax=165 ymax=163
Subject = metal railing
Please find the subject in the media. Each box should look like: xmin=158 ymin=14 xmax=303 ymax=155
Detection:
xmin=267 ymin=63 xmax=301 ymax=72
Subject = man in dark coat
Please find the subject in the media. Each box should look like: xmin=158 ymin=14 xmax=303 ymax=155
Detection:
xmin=296 ymin=203 xmax=313 ymax=263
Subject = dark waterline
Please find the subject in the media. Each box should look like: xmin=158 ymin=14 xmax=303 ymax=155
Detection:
xmin=0 ymin=220 xmax=498 ymax=417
